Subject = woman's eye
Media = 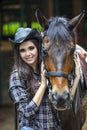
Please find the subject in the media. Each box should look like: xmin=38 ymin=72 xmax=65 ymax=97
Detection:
xmin=29 ymin=46 xmax=35 ymax=50
xmin=19 ymin=49 xmax=25 ymax=53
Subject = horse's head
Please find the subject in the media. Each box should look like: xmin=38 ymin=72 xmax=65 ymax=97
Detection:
xmin=35 ymin=10 xmax=85 ymax=110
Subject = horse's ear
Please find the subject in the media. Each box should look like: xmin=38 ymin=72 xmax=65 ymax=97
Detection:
xmin=69 ymin=10 xmax=85 ymax=30
xmin=35 ymin=9 xmax=48 ymax=29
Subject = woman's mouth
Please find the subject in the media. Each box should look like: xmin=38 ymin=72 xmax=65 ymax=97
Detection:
xmin=26 ymin=57 xmax=33 ymax=61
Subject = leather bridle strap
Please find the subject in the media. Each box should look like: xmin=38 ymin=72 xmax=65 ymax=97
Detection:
xmin=45 ymin=71 xmax=69 ymax=79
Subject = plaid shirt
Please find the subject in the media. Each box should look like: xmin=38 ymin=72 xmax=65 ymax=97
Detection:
xmin=9 ymin=70 xmax=60 ymax=130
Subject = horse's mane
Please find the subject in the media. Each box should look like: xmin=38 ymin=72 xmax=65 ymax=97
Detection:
xmin=46 ymin=16 xmax=76 ymax=48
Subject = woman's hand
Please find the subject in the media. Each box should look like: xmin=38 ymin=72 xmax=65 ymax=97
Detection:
xmin=74 ymin=53 xmax=81 ymax=79
xmin=40 ymin=61 xmax=47 ymax=87
xmin=76 ymin=44 xmax=87 ymax=63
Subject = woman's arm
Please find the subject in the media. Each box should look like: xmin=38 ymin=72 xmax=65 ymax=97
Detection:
xmin=9 ymin=70 xmax=39 ymax=120
xmin=9 ymin=63 xmax=47 ymax=119
xmin=33 ymin=62 xmax=47 ymax=106
xmin=71 ymin=54 xmax=81 ymax=99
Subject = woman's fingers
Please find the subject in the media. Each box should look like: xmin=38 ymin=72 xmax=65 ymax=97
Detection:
xmin=76 ymin=45 xmax=87 ymax=63
xmin=74 ymin=54 xmax=81 ymax=77
xmin=41 ymin=62 xmax=47 ymax=87
xmin=41 ymin=61 xmax=46 ymax=75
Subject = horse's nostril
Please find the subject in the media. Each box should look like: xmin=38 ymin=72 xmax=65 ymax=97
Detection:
xmin=52 ymin=92 xmax=58 ymax=100
xmin=52 ymin=92 xmax=70 ymax=107
xmin=52 ymin=93 xmax=57 ymax=100
xmin=62 ymin=92 xmax=69 ymax=100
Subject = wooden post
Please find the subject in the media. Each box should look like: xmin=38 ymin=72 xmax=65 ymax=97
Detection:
xmin=72 ymin=0 xmax=84 ymax=46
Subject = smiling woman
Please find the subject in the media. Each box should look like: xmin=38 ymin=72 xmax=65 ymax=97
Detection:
xmin=8 ymin=27 xmax=62 ymax=130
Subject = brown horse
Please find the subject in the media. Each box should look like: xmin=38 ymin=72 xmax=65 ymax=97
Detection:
xmin=35 ymin=10 xmax=86 ymax=130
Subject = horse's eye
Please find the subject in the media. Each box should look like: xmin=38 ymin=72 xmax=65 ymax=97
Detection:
xmin=70 ymin=47 xmax=75 ymax=56
xmin=43 ymin=49 xmax=48 ymax=57
xmin=43 ymin=36 xmax=49 ymax=43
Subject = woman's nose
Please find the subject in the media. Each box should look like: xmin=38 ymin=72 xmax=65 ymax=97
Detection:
xmin=25 ymin=50 xmax=30 ymax=56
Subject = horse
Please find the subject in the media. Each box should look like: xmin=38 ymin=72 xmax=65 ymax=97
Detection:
xmin=35 ymin=9 xmax=87 ymax=130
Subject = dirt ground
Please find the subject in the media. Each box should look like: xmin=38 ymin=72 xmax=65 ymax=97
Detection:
xmin=82 ymin=92 xmax=87 ymax=130
xmin=0 ymin=105 xmax=14 ymax=130
xmin=0 ymin=95 xmax=87 ymax=130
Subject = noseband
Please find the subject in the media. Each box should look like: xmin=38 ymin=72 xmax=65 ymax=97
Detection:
xmin=45 ymin=70 xmax=75 ymax=91
xmin=45 ymin=71 xmax=73 ymax=80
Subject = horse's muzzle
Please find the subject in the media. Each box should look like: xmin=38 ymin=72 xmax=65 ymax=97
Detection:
xmin=49 ymin=91 xmax=71 ymax=110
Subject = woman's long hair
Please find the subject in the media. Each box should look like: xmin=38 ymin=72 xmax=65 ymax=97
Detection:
xmin=12 ymin=39 xmax=41 ymax=98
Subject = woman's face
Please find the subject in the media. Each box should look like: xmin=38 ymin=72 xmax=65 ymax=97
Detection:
xmin=19 ymin=40 xmax=38 ymax=70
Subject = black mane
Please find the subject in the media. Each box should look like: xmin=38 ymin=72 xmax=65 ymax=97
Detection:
xmin=46 ymin=16 xmax=75 ymax=47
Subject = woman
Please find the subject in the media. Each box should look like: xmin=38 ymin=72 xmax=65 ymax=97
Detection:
xmin=9 ymin=27 xmax=81 ymax=130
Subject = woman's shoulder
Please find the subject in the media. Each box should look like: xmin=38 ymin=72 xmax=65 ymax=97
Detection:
xmin=9 ymin=69 xmax=27 ymax=89
xmin=10 ymin=69 xmax=20 ymax=82
xmin=10 ymin=69 xmax=26 ymax=79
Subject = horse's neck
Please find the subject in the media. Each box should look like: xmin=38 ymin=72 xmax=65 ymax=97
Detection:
xmin=58 ymin=108 xmax=81 ymax=130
